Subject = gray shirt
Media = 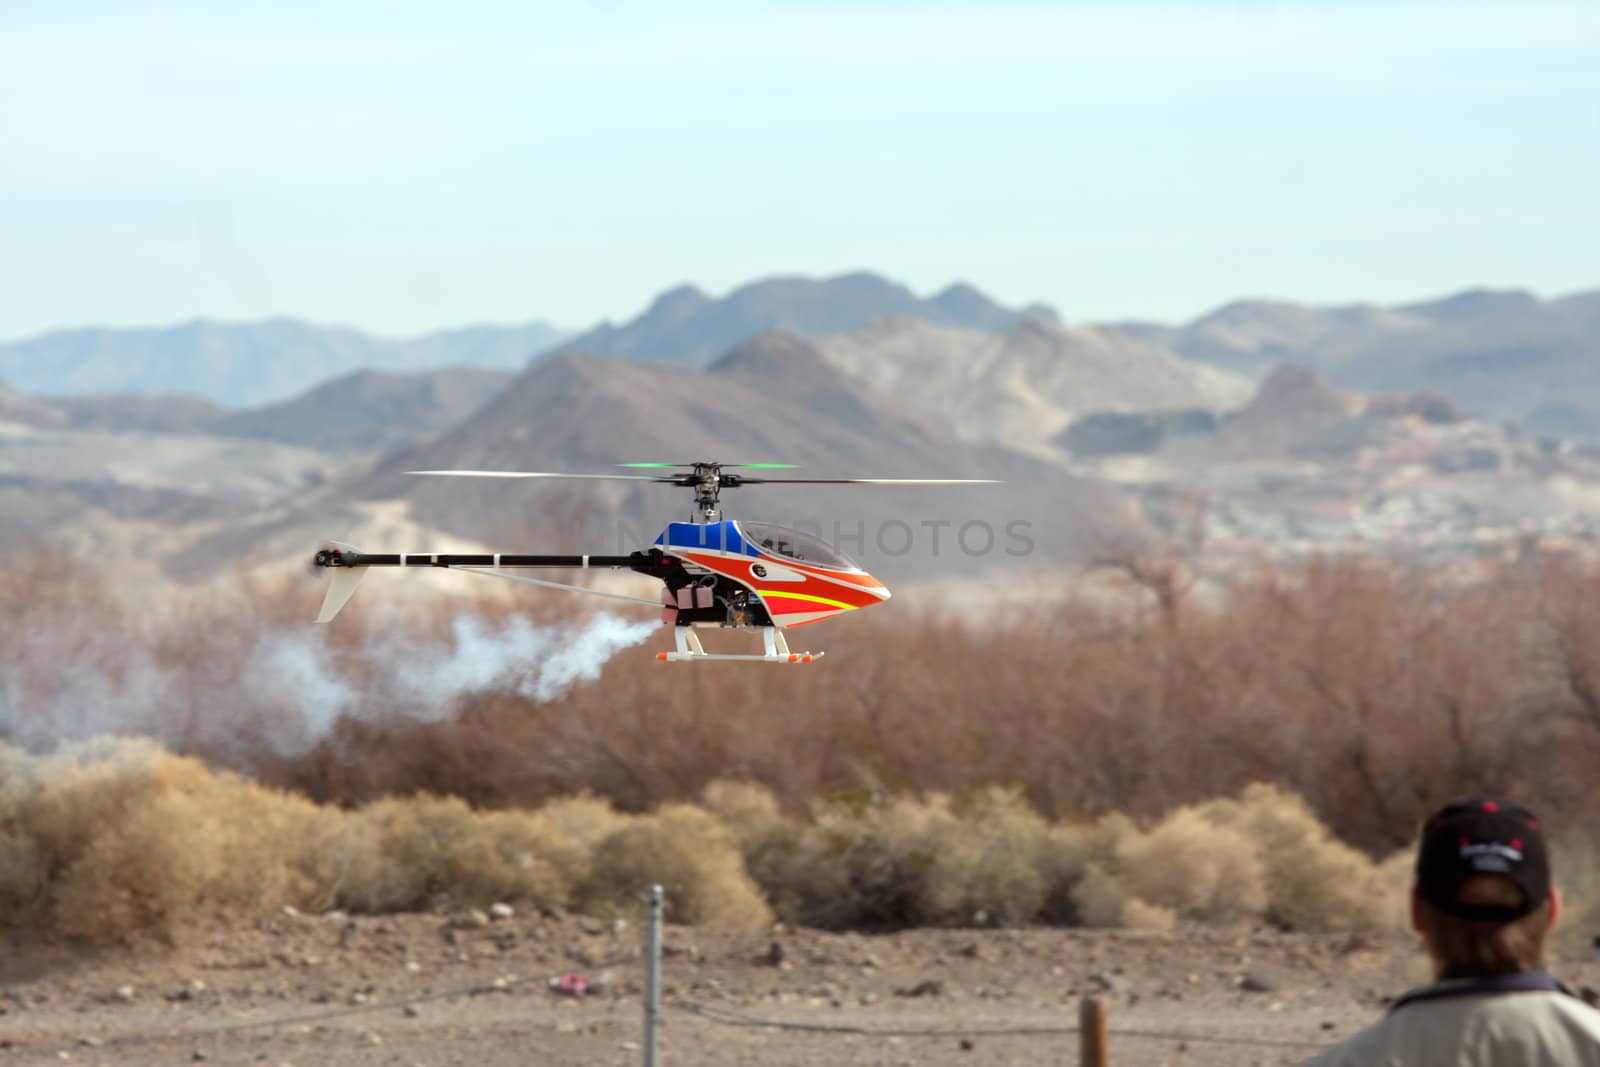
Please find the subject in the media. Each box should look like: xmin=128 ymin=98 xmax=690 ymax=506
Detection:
xmin=1303 ymin=979 xmax=1600 ymax=1067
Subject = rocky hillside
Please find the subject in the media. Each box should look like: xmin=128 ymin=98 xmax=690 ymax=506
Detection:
xmin=1154 ymin=288 xmax=1600 ymax=439
xmin=811 ymin=315 xmax=1252 ymax=456
xmin=214 ymin=367 xmax=514 ymax=453
xmin=356 ymin=340 xmax=1117 ymax=577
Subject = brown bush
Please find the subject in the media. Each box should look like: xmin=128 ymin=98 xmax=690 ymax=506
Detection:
xmin=1194 ymin=784 xmax=1404 ymax=932
xmin=920 ymin=787 xmax=1055 ymax=926
xmin=0 ymin=741 xmax=577 ymax=942
xmin=1116 ymin=807 xmax=1267 ymax=924
xmin=334 ymin=795 xmax=577 ymax=914
xmin=3 ymin=740 xmax=313 ymax=943
xmin=700 ymin=780 xmax=809 ymax=916
xmin=1062 ymin=790 xmax=1402 ymax=933
xmin=582 ymin=803 xmax=771 ymax=930
xmin=9 ymin=549 xmax=1600 ymax=936
xmin=13 ymin=549 xmax=1600 ymax=864
xmin=782 ymin=792 xmax=952 ymax=930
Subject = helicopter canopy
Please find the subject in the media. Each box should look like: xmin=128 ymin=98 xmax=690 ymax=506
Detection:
xmin=737 ymin=521 xmax=860 ymax=571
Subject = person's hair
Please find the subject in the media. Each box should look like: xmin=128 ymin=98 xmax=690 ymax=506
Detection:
xmin=1416 ymin=875 xmax=1550 ymax=976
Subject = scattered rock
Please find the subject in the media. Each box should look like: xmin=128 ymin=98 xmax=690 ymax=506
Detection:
xmin=488 ymin=903 xmax=515 ymax=921
xmin=765 ymin=940 xmax=785 ymax=966
xmin=895 ymin=979 xmax=945 ymax=998
xmin=859 ymin=992 xmax=879 ymax=1006
xmin=112 ymin=985 xmax=136 ymax=1004
xmin=959 ymin=1038 xmax=975 ymax=1051
xmin=1238 ymin=972 xmax=1278 ymax=993
xmin=191 ymin=1051 xmax=208 ymax=1062
xmin=663 ymin=941 xmax=699 ymax=960
xmin=165 ymin=987 xmax=194 ymax=1002
xmin=402 ymin=1005 xmax=421 ymax=1018
xmin=451 ymin=909 xmax=490 ymax=931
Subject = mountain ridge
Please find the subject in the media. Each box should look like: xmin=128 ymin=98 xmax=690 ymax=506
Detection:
xmin=0 ymin=317 xmax=570 ymax=407
xmin=552 ymin=271 xmax=1051 ymax=366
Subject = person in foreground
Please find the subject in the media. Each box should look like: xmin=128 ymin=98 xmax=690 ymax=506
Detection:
xmin=1303 ymin=794 xmax=1600 ymax=1066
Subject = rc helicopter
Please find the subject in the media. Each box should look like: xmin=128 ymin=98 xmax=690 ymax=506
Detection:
xmin=312 ymin=462 xmax=998 ymax=663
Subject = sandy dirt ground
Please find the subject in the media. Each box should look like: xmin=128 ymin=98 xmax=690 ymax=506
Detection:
xmin=3 ymin=910 xmax=1598 ymax=1067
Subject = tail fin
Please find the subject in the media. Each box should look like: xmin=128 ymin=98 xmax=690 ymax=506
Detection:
xmin=315 ymin=541 xmax=368 ymax=623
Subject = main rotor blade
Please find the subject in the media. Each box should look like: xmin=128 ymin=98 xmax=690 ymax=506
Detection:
xmin=736 ymin=478 xmax=1003 ymax=485
xmin=617 ymin=462 xmax=799 ymax=470
xmin=408 ymin=470 xmax=668 ymax=482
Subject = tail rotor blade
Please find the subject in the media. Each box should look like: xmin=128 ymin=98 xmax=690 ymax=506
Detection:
xmin=316 ymin=564 xmax=369 ymax=623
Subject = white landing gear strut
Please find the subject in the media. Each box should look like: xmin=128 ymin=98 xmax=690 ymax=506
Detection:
xmin=656 ymin=625 xmax=822 ymax=663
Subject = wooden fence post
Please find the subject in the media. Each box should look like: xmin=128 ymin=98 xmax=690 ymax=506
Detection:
xmin=1080 ymin=995 xmax=1108 ymax=1067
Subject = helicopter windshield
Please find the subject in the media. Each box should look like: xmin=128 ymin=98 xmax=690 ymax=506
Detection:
xmin=738 ymin=522 xmax=859 ymax=571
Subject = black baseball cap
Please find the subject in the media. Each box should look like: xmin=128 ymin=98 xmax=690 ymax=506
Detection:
xmin=1415 ymin=795 xmax=1551 ymax=921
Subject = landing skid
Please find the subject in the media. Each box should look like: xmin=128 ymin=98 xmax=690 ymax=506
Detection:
xmin=656 ymin=626 xmax=823 ymax=664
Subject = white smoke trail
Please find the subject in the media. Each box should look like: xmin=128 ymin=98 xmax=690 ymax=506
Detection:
xmin=0 ymin=609 xmax=660 ymax=758
xmin=244 ymin=610 xmax=659 ymax=755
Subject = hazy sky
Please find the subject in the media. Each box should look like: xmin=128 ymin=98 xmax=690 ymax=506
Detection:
xmin=3 ymin=1 xmax=1596 ymax=340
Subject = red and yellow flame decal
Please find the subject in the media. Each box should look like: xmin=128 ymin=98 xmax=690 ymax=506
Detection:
xmin=677 ymin=549 xmax=889 ymax=628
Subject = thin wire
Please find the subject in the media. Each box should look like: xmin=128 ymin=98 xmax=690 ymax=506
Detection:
xmin=671 ymin=999 xmax=1333 ymax=1050
xmin=13 ymin=954 xmax=640 ymax=1059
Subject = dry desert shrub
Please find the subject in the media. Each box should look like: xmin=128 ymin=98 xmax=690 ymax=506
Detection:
xmin=1116 ymin=805 xmax=1267 ymax=924
xmin=1549 ymin=835 xmax=1600 ymax=954
xmin=334 ymin=794 xmax=576 ymax=914
xmin=1 ymin=740 xmax=583 ymax=941
xmin=1064 ymin=788 xmax=1399 ymax=933
xmin=18 ymin=547 xmax=1600 ymax=874
xmin=919 ymin=787 xmax=1055 ymax=926
xmin=1066 ymin=812 xmax=1140 ymax=927
xmin=1121 ymin=897 xmax=1180 ymax=931
xmin=538 ymin=793 xmax=631 ymax=850
xmin=1070 ymin=863 xmax=1133 ymax=928
xmin=1063 ymin=809 xmax=1218 ymax=930
xmin=699 ymin=779 xmax=809 ymax=914
xmin=1193 ymin=783 xmax=1398 ymax=932
xmin=582 ymin=803 xmax=771 ymax=930
xmin=783 ymin=792 xmax=955 ymax=930
xmin=6 ymin=740 xmax=313 ymax=942
xmin=1037 ymin=822 xmax=1096 ymax=924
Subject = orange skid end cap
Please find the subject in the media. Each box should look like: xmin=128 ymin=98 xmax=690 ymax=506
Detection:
xmin=656 ymin=651 xmax=668 ymax=661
